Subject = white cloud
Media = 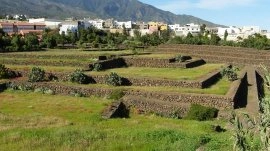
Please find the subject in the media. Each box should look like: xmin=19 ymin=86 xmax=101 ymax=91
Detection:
xmin=156 ymin=0 xmax=257 ymax=12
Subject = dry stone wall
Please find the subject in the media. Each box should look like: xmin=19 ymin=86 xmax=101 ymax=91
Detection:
xmin=4 ymin=67 xmax=248 ymax=111
xmin=225 ymin=69 xmax=248 ymax=108
xmin=158 ymin=44 xmax=270 ymax=66
xmin=16 ymin=67 xmax=223 ymax=89
xmin=123 ymin=96 xmax=190 ymax=118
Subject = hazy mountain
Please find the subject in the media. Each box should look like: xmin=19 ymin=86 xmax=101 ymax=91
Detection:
xmin=0 ymin=0 xmax=221 ymax=26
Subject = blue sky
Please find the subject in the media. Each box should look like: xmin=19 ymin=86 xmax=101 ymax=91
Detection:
xmin=139 ymin=0 xmax=270 ymax=30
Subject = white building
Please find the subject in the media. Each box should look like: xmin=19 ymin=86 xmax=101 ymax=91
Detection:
xmin=59 ymin=21 xmax=80 ymax=35
xmin=169 ymin=23 xmax=200 ymax=36
xmin=114 ymin=21 xmax=133 ymax=29
xmin=217 ymin=26 xmax=241 ymax=41
xmin=241 ymin=26 xmax=261 ymax=39
xmin=88 ymin=19 xmax=104 ymax=29
xmin=29 ymin=18 xmax=62 ymax=29
xmin=130 ymin=29 xmax=152 ymax=37
xmin=168 ymin=24 xmax=181 ymax=31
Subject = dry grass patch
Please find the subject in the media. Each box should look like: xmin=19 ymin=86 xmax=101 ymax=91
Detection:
xmin=0 ymin=113 xmax=69 ymax=131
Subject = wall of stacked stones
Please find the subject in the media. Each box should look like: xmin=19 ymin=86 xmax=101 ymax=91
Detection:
xmin=225 ymin=69 xmax=248 ymax=108
xmin=5 ymin=80 xmax=234 ymax=110
xmin=158 ymin=44 xmax=270 ymax=66
xmin=17 ymin=67 xmax=223 ymax=89
xmin=96 ymin=57 xmax=206 ymax=69
xmin=123 ymin=97 xmax=190 ymax=118
xmin=3 ymin=66 xmax=248 ymax=111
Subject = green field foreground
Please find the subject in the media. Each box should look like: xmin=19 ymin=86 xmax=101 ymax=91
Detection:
xmin=0 ymin=90 xmax=232 ymax=151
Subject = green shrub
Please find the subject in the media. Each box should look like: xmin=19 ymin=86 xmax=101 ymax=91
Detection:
xmin=28 ymin=67 xmax=45 ymax=82
xmin=0 ymin=64 xmax=17 ymax=79
xmin=109 ymin=89 xmax=125 ymax=100
xmin=220 ymin=66 xmax=239 ymax=81
xmin=175 ymin=55 xmax=186 ymax=62
xmin=93 ymin=63 xmax=102 ymax=71
xmin=105 ymin=72 xmax=122 ymax=86
xmin=0 ymin=64 xmax=9 ymax=79
xmin=69 ymin=69 xmax=89 ymax=84
xmin=185 ymin=104 xmax=218 ymax=121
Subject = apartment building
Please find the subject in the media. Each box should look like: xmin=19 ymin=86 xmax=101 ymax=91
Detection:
xmin=59 ymin=21 xmax=84 ymax=35
xmin=169 ymin=23 xmax=200 ymax=36
xmin=0 ymin=22 xmax=45 ymax=35
xmin=29 ymin=18 xmax=62 ymax=29
xmin=88 ymin=19 xmax=104 ymax=29
xmin=0 ymin=22 xmax=14 ymax=34
xmin=114 ymin=21 xmax=133 ymax=29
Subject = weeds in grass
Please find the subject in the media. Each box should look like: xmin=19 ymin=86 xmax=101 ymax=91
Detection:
xmin=185 ymin=104 xmax=218 ymax=121
xmin=69 ymin=90 xmax=86 ymax=97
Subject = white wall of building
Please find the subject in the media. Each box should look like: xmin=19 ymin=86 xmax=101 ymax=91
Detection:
xmin=241 ymin=26 xmax=261 ymax=39
xmin=59 ymin=22 xmax=78 ymax=35
xmin=169 ymin=23 xmax=200 ymax=36
xmin=217 ymin=26 xmax=241 ymax=40
xmin=130 ymin=29 xmax=152 ymax=37
xmin=115 ymin=21 xmax=133 ymax=29
xmin=88 ymin=19 xmax=104 ymax=29
xmin=29 ymin=18 xmax=62 ymax=29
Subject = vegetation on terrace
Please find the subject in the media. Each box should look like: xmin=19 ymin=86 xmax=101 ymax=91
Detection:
xmin=0 ymin=90 xmax=232 ymax=151
xmin=89 ymin=64 xmax=223 ymax=80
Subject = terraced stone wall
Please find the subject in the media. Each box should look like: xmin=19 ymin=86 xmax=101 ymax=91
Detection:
xmin=158 ymin=44 xmax=270 ymax=66
xmin=16 ymin=68 xmax=222 ymax=89
xmin=225 ymin=69 xmax=248 ymax=108
xmin=123 ymin=96 xmax=190 ymax=118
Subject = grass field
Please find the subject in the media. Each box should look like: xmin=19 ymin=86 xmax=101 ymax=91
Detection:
xmin=89 ymin=64 xmax=224 ymax=80
xmin=0 ymin=90 xmax=232 ymax=151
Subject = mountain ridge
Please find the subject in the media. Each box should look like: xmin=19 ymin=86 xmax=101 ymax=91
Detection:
xmin=0 ymin=0 xmax=222 ymax=27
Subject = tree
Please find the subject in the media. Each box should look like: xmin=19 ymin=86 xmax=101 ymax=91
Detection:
xmin=210 ymin=33 xmax=221 ymax=45
xmin=200 ymin=24 xmax=206 ymax=35
xmin=224 ymin=30 xmax=228 ymax=41
xmin=24 ymin=34 xmax=40 ymax=50
xmin=43 ymin=35 xmax=57 ymax=48
xmin=133 ymin=29 xmax=141 ymax=41
xmin=70 ymin=30 xmax=78 ymax=45
xmin=11 ymin=35 xmax=23 ymax=51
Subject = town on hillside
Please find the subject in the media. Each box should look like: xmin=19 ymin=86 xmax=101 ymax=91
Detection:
xmin=1 ymin=14 xmax=270 ymax=41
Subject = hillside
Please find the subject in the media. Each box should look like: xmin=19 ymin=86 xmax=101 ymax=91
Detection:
xmin=0 ymin=0 xmax=221 ymax=26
